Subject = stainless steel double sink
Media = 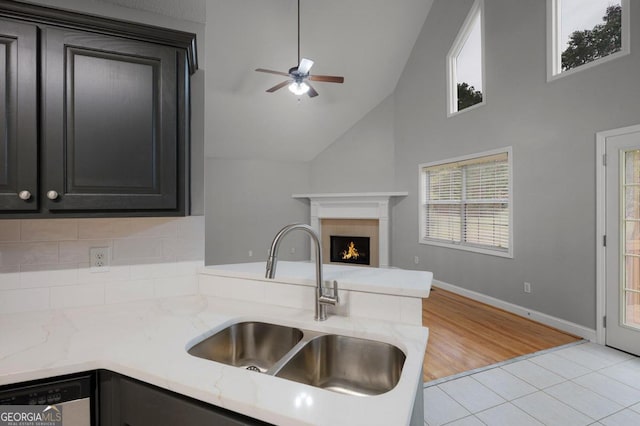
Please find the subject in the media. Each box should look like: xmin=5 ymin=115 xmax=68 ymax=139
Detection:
xmin=187 ymin=321 xmax=406 ymax=396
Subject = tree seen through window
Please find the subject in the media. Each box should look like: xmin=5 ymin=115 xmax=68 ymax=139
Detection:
xmin=561 ymin=3 xmax=622 ymax=71
xmin=448 ymin=0 xmax=483 ymax=114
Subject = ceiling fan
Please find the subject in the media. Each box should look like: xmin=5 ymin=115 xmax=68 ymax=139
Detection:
xmin=255 ymin=0 xmax=344 ymax=98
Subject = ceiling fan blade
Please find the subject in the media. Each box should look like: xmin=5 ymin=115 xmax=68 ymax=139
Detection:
xmin=266 ymin=80 xmax=291 ymax=93
xmin=306 ymin=83 xmax=319 ymax=98
xmin=256 ymin=68 xmax=290 ymax=77
xmin=309 ymin=75 xmax=345 ymax=83
xmin=298 ymin=58 xmax=314 ymax=75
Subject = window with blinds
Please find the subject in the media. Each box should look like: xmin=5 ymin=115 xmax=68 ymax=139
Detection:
xmin=419 ymin=148 xmax=512 ymax=257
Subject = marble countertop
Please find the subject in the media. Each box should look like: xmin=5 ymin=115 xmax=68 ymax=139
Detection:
xmin=202 ymin=261 xmax=432 ymax=298
xmin=0 ymin=295 xmax=428 ymax=426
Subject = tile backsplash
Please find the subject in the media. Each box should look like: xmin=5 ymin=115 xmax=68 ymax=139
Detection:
xmin=0 ymin=216 xmax=204 ymax=314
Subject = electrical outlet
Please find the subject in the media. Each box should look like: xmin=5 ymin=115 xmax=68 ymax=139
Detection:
xmin=248 ymin=250 xmax=253 ymax=257
xmin=90 ymin=247 xmax=110 ymax=272
xmin=414 ymin=256 xmax=419 ymax=265
xmin=290 ymin=247 xmax=296 ymax=255
xmin=524 ymin=282 xmax=531 ymax=293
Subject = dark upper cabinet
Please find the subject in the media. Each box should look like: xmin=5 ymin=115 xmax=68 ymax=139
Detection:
xmin=0 ymin=18 xmax=38 ymax=211
xmin=0 ymin=0 xmax=196 ymax=217
xmin=42 ymin=28 xmax=182 ymax=212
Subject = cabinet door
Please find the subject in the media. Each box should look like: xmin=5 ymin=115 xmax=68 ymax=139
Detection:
xmin=42 ymin=28 xmax=180 ymax=211
xmin=0 ymin=19 xmax=38 ymax=211
xmin=99 ymin=371 xmax=271 ymax=426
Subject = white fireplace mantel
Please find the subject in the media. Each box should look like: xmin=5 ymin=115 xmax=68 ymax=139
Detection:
xmin=292 ymin=192 xmax=408 ymax=267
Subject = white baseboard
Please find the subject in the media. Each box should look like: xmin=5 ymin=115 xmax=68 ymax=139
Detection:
xmin=432 ymin=280 xmax=597 ymax=342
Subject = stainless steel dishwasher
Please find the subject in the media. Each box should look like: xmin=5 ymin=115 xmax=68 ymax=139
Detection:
xmin=0 ymin=372 xmax=95 ymax=426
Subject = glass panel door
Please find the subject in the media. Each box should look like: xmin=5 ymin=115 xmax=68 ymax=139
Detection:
xmin=623 ymin=150 xmax=640 ymax=329
xmin=605 ymin=129 xmax=640 ymax=355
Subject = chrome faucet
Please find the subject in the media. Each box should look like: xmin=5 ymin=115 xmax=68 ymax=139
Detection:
xmin=265 ymin=223 xmax=339 ymax=321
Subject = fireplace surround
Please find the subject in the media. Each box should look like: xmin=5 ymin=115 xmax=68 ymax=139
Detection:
xmin=292 ymin=192 xmax=408 ymax=268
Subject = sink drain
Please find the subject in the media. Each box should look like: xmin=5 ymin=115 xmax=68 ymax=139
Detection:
xmin=245 ymin=365 xmax=261 ymax=372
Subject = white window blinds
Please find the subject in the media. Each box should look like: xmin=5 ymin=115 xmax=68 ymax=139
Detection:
xmin=421 ymin=150 xmax=511 ymax=254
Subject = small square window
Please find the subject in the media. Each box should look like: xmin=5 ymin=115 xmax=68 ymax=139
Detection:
xmin=548 ymin=0 xmax=629 ymax=79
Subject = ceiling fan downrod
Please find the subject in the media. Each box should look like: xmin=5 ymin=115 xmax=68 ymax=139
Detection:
xmin=297 ymin=0 xmax=300 ymax=67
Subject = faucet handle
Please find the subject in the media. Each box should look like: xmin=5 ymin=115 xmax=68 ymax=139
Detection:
xmin=265 ymin=254 xmax=277 ymax=279
xmin=332 ymin=280 xmax=340 ymax=303
xmin=319 ymin=280 xmax=339 ymax=305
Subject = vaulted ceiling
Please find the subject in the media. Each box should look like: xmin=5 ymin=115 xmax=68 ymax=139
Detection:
xmin=102 ymin=0 xmax=434 ymax=162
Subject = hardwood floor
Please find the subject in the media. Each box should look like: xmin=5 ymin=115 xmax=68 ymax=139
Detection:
xmin=422 ymin=287 xmax=581 ymax=382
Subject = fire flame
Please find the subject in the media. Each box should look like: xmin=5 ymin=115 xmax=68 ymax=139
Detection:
xmin=341 ymin=241 xmax=360 ymax=260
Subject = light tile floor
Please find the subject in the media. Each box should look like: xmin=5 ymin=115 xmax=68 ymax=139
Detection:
xmin=423 ymin=342 xmax=640 ymax=425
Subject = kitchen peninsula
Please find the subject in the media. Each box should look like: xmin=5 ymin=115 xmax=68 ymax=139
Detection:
xmin=0 ymin=263 xmax=431 ymax=425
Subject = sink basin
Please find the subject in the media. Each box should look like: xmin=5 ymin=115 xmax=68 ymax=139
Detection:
xmin=188 ymin=322 xmax=406 ymax=396
xmin=188 ymin=321 xmax=303 ymax=373
xmin=275 ymin=334 xmax=406 ymax=396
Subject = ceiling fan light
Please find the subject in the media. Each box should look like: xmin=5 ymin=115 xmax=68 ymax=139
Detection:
xmin=288 ymin=81 xmax=310 ymax=96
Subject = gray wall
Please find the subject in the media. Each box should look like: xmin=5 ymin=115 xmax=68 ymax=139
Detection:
xmin=189 ymin=69 xmax=205 ymax=215
xmin=205 ymin=158 xmax=311 ymax=265
xmin=391 ymin=0 xmax=640 ymax=329
xmin=203 ymin=94 xmax=396 ymax=265
xmin=310 ymin=95 xmax=396 ymax=193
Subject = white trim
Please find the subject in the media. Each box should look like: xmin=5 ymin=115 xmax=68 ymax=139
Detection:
xmin=547 ymin=0 xmax=630 ymax=82
xmin=292 ymin=192 xmax=408 ymax=200
xmin=596 ymin=130 xmax=606 ymax=345
xmin=433 ymin=279 xmax=597 ymax=341
xmin=546 ymin=0 xmax=559 ymax=81
xmin=419 ymin=147 xmax=509 ymax=169
xmin=595 ymin=124 xmax=640 ymax=345
xmin=418 ymin=146 xmax=513 ymax=259
xmin=447 ymin=0 xmax=485 ymax=117
xmin=549 ymin=48 xmax=630 ymax=82
xmin=420 ymin=239 xmax=512 ymax=258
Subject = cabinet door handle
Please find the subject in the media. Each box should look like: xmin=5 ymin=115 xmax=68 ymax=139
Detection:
xmin=18 ymin=190 xmax=32 ymax=200
xmin=46 ymin=190 xmax=59 ymax=200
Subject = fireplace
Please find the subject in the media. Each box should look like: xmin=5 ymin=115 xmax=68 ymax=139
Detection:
xmin=293 ymin=192 xmax=408 ymax=267
xmin=330 ymin=236 xmax=370 ymax=265
xmin=321 ymin=219 xmax=379 ymax=266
